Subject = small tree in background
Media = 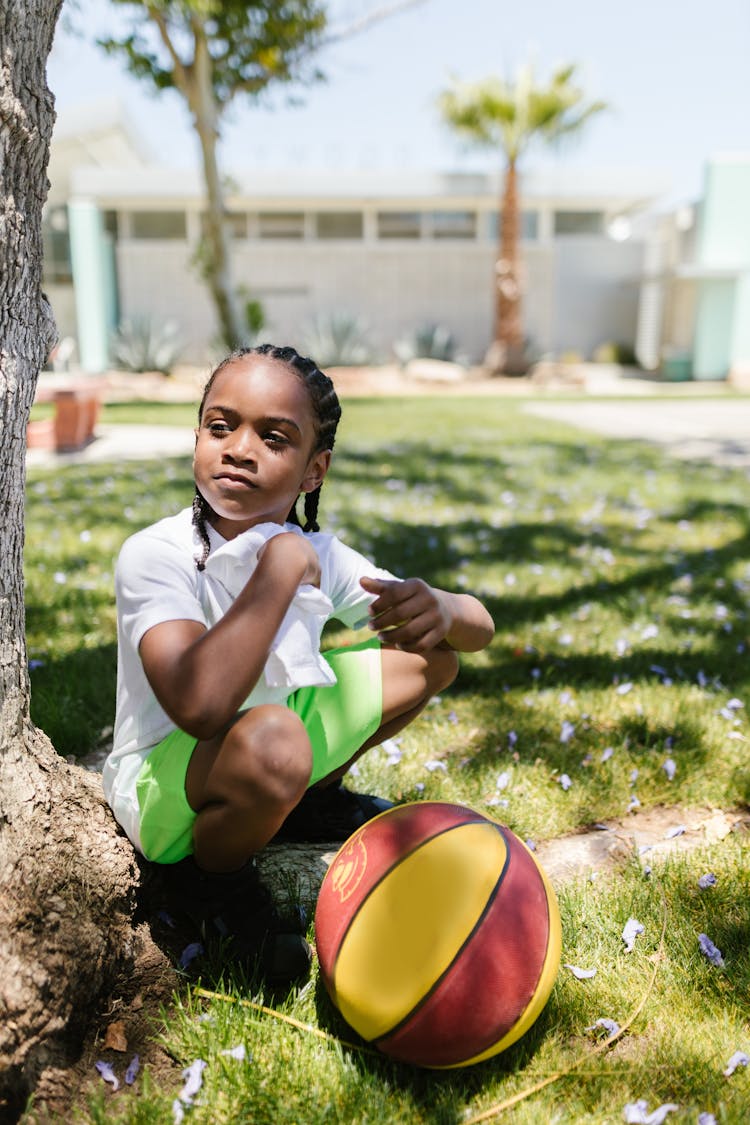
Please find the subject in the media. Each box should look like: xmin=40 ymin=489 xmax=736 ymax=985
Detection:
xmin=97 ymin=0 xmax=425 ymax=351
xmin=439 ymin=63 xmax=607 ymax=374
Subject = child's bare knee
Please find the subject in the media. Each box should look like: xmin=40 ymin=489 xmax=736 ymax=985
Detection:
xmin=426 ymin=646 xmax=460 ymax=693
xmin=227 ymin=705 xmax=311 ymax=805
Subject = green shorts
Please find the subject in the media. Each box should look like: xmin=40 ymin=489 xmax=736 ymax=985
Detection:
xmin=135 ymin=638 xmax=382 ymax=864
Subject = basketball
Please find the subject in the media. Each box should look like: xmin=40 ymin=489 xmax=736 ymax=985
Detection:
xmin=314 ymin=801 xmax=561 ymax=1068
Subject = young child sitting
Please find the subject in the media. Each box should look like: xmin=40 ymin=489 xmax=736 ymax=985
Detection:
xmin=103 ymin=344 xmax=494 ymax=981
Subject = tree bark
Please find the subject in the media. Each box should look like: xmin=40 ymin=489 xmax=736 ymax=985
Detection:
xmin=488 ymin=157 xmax=527 ymax=375
xmin=0 ymin=5 xmax=175 ymax=1118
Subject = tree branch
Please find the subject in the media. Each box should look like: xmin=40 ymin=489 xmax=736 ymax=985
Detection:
xmin=145 ymin=2 xmax=192 ymax=97
xmin=321 ymin=0 xmax=428 ymax=48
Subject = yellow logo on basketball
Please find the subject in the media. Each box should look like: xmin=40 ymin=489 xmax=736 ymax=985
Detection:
xmin=331 ymin=835 xmax=368 ymax=902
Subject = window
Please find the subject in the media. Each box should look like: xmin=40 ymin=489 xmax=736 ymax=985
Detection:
xmin=429 ymin=210 xmax=476 ymax=239
xmin=199 ymin=211 xmax=248 ymax=239
xmin=42 ymin=206 xmax=72 ymax=283
xmin=314 ymin=212 xmax=363 ymax=239
xmin=377 ymin=211 xmax=422 ymax=239
xmin=487 ymin=210 xmax=539 ymax=241
xmin=553 ymin=210 xmax=604 ymax=236
xmin=258 ymin=211 xmax=305 ymax=239
xmin=130 ymin=211 xmax=187 ymax=240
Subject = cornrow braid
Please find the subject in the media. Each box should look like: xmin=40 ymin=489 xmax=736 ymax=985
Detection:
xmin=191 ymin=344 xmax=341 ymax=569
xmin=192 ymin=489 xmax=213 ymax=572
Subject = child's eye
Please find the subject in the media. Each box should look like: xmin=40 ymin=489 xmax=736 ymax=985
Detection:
xmin=264 ymin=431 xmax=290 ymax=447
xmin=207 ymin=421 xmax=230 ymax=436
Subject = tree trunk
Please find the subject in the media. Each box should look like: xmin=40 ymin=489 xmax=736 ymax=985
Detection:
xmin=0 ymin=6 xmax=175 ymax=1118
xmin=487 ymin=157 xmax=526 ymax=375
xmin=189 ymin=23 xmax=244 ymax=351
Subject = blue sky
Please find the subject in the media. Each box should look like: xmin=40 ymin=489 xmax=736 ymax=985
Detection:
xmin=50 ymin=0 xmax=750 ymax=203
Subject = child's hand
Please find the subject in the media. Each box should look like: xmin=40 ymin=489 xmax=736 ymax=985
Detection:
xmin=360 ymin=575 xmax=452 ymax=653
xmin=258 ymin=532 xmax=322 ymax=588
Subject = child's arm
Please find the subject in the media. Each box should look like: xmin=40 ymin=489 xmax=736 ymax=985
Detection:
xmin=139 ymin=532 xmax=320 ymax=741
xmin=360 ymin=575 xmax=494 ymax=654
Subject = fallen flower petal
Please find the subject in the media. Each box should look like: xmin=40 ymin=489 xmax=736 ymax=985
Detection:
xmin=698 ymin=873 xmax=717 ymax=889
xmin=424 ymin=759 xmax=447 ymax=772
xmin=178 ymin=942 xmax=204 ymax=969
xmin=601 ymin=746 xmax=614 ymax=762
xmin=172 ymin=1098 xmax=185 ymax=1124
xmin=564 ymin=963 xmax=597 ymax=979
xmin=616 ymin=682 xmax=634 ymax=695
xmin=124 ymin=1054 xmax=140 ymax=1085
xmin=723 ymin=1050 xmax=749 ymax=1077
xmin=496 ymin=771 xmax=511 ymax=790
xmin=559 ymin=773 xmax=573 ymax=791
xmin=94 ymin=1061 xmax=119 ymax=1091
xmin=697 ymin=1114 xmax=717 ymax=1125
xmin=698 ymin=933 xmax=725 ymax=967
xmin=586 ymin=1017 xmax=620 ymax=1036
xmin=560 ymin=720 xmax=575 ymax=743
xmin=623 ymin=1100 xmax=679 ymax=1124
xmin=664 ymin=825 xmax=686 ymax=839
xmin=622 ymin=918 xmax=644 ymax=952
xmin=662 ymin=758 xmax=677 ymax=780
xmin=221 ymin=1044 xmax=249 ymax=1061
xmin=726 ymin=697 xmax=744 ymax=711
xmin=178 ymin=1059 xmax=207 ymax=1104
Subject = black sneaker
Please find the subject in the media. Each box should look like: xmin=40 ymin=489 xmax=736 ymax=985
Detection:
xmin=273 ymin=781 xmax=394 ymax=843
xmin=160 ymin=856 xmax=311 ymax=983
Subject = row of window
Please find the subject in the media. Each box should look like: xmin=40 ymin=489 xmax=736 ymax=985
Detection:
xmin=130 ymin=208 xmax=604 ymax=241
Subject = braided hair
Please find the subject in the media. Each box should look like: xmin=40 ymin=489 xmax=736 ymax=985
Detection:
xmin=192 ymin=343 xmax=341 ymax=571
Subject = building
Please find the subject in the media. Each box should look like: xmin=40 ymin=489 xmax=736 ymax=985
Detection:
xmin=44 ymin=102 xmax=748 ymax=380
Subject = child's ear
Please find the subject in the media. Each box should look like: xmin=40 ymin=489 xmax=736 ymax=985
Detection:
xmin=301 ymin=449 xmax=332 ymax=493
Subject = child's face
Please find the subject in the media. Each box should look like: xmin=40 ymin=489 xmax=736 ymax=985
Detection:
xmin=193 ymin=356 xmax=331 ymax=539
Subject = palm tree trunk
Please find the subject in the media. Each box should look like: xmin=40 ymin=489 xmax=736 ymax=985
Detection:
xmin=491 ymin=157 xmax=525 ymax=372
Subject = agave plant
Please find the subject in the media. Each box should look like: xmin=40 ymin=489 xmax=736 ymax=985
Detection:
xmin=110 ymin=316 xmax=183 ymax=374
xmin=393 ymin=322 xmax=458 ymax=366
xmin=303 ymin=313 xmax=373 ymax=368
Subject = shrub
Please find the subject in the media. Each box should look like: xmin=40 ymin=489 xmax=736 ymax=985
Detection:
xmin=110 ymin=316 xmax=183 ymax=374
xmin=303 ymin=313 xmax=373 ymax=367
xmin=393 ymin=322 xmax=457 ymax=365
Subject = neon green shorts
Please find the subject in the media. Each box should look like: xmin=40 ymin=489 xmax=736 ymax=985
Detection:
xmin=135 ymin=638 xmax=382 ymax=864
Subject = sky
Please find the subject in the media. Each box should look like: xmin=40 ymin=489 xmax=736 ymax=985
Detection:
xmin=49 ymin=0 xmax=750 ymax=205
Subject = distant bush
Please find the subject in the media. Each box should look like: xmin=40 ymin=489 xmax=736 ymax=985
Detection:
xmin=110 ymin=316 xmax=183 ymax=374
xmin=393 ymin=322 xmax=458 ymax=366
xmin=592 ymin=341 xmax=638 ymax=365
xmin=303 ymin=313 xmax=373 ymax=367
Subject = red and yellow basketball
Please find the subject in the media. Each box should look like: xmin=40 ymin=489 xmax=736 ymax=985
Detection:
xmin=314 ymin=801 xmax=561 ymax=1068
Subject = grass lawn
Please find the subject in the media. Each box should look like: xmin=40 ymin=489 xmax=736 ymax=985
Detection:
xmin=24 ymin=396 xmax=750 ymax=1123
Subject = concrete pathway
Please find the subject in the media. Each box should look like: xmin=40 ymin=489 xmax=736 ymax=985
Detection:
xmin=26 ymin=423 xmax=196 ymax=469
xmin=524 ymin=399 xmax=750 ymax=468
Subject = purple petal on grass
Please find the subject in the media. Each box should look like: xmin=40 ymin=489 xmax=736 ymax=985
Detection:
xmin=563 ymin=963 xmax=597 ymax=979
xmin=178 ymin=1059 xmax=207 ymax=1104
xmin=157 ymin=909 xmax=176 ymax=928
xmin=508 ymin=730 xmax=518 ymax=748
xmin=630 ymin=768 xmax=639 ymax=785
xmin=496 ymin=771 xmax=511 ymax=790
xmin=664 ymin=825 xmax=686 ymax=839
xmin=124 ymin=1054 xmax=140 ymax=1085
xmin=726 ymin=697 xmax=744 ymax=711
xmin=447 ymin=710 xmax=458 ymax=724
xmin=601 ymin=746 xmax=614 ymax=762
xmin=641 ymin=624 xmax=659 ymax=640
xmin=722 ymin=1050 xmax=749 ymax=1077
xmin=622 ymin=918 xmax=644 ymax=952
xmin=585 ymin=1017 xmax=620 ymax=1036
xmin=559 ymin=773 xmax=573 ymax=791
xmin=28 ymin=659 xmax=45 ymax=670
xmin=525 ymin=838 xmax=536 ymax=851
xmin=628 ymin=795 xmax=641 ymax=811
xmin=172 ymin=1099 xmax=185 ymax=1125
xmin=616 ymin=682 xmax=633 ymax=695
xmin=178 ymin=942 xmax=204 ymax=969
xmin=698 ymin=933 xmax=725 ymax=967
xmin=698 ymin=1114 xmax=717 ymax=1125
xmin=698 ymin=873 xmax=717 ymax=889
xmin=94 ymin=1061 xmax=119 ymax=1091
xmin=623 ymin=1101 xmax=679 ymax=1124
xmin=220 ymin=1044 xmax=248 ymax=1061
xmin=560 ymin=721 xmax=575 ymax=743
xmin=424 ymin=759 xmax=447 ymax=773
xmin=662 ymin=758 xmax=677 ymax=780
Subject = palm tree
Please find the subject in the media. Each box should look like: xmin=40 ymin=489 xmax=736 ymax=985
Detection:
xmin=439 ymin=64 xmax=607 ymax=373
